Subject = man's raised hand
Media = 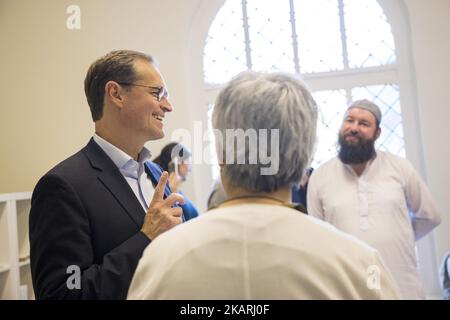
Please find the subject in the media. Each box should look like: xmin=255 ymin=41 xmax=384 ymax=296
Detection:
xmin=140 ymin=172 xmax=185 ymax=240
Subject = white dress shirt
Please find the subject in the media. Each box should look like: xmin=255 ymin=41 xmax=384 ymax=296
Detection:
xmin=93 ymin=134 xmax=154 ymax=210
xmin=128 ymin=203 xmax=399 ymax=299
xmin=307 ymin=151 xmax=441 ymax=299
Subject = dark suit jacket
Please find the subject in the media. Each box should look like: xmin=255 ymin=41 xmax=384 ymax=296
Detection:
xmin=29 ymin=139 xmax=154 ymax=299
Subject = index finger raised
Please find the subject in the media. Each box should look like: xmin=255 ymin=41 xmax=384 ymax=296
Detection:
xmin=152 ymin=171 xmax=169 ymax=202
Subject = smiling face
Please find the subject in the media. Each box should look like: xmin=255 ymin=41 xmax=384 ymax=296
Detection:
xmin=339 ymin=107 xmax=380 ymax=144
xmin=119 ymin=59 xmax=173 ymax=141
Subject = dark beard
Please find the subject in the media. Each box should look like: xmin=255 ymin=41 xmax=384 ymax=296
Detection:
xmin=338 ymin=133 xmax=376 ymax=164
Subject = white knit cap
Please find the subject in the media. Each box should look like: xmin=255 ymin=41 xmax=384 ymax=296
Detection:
xmin=347 ymin=99 xmax=382 ymax=124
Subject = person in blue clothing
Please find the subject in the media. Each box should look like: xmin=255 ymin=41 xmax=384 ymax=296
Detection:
xmin=153 ymin=142 xmax=199 ymax=221
xmin=291 ymin=167 xmax=313 ymax=210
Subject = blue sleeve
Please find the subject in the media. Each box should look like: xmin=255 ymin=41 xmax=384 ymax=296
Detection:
xmin=179 ymin=191 xmax=199 ymax=221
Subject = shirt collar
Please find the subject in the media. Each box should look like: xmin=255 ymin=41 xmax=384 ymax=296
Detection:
xmin=93 ymin=134 xmax=152 ymax=170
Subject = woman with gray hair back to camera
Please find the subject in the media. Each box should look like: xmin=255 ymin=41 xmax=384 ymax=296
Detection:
xmin=127 ymin=71 xmax=399 ymax=300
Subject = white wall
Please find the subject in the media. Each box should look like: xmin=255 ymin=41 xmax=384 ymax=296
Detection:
xmin=404 ymin=0 xmax=450 ymax=293
xmin=0 ymin=0 xmax=202 ymax=199
xmin=0 ymin=0 xmax=448 ymax=297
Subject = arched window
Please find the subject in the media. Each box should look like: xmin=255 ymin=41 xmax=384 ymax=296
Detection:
xmin=204 ymin=0 xmax=404 ymax=169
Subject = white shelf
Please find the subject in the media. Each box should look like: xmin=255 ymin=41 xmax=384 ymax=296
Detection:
xmin=0 ymin=192 xmax=32 ymax=202
xmin=0 ymin=192 xmax=34 ymax=299
xmin=19 ymin=259 xmax=30 ymax=268
xmin=0 ymin=264 xmax=10 ymax=274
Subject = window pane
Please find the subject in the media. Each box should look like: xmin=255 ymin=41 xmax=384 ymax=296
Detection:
xmin=246 ymin=0 xmax=295 ymax=73
xmin=295 ymin=0 xmax=344 ymax=73
xmin=344 ymin=0 xmax=396 ymax=68
xmin=351 ymin=84 xmax=405 ymax=156
xmin=311 ymin=89 xmax=348 ymax=167
xmin=204 ymin=0 xmax=247 ymax=84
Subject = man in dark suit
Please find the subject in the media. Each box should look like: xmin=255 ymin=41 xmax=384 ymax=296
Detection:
xmin=29 ymin=50 xmax=185 ymax=299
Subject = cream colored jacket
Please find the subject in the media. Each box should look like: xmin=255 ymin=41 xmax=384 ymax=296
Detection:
xmin=128 ymin=203 xmax=400 ymax=300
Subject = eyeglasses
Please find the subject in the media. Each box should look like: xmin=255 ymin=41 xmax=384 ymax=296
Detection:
xmin=118 ymin=82 xmax=169 ymax=101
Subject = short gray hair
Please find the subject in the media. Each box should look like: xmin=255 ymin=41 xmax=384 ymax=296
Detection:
xmin=212 ymin=71 xmax=317 ymax=193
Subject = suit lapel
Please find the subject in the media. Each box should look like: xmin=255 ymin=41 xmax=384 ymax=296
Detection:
xmin=83 ymin=138 xmax=145 ymax=228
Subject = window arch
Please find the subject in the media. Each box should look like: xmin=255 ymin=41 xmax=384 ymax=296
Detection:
xmin=203 ymin=0 xmax=404 ymax=168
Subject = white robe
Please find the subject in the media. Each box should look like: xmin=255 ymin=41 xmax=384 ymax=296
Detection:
xmin=307 ymin=151 xmax=441 ymax=299
xmin=128 ymin=203 xmax=399 ymax=300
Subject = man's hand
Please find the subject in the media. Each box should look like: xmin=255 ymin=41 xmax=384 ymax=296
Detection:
xmin=141 ymin=172 xmax=185 ymax=240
